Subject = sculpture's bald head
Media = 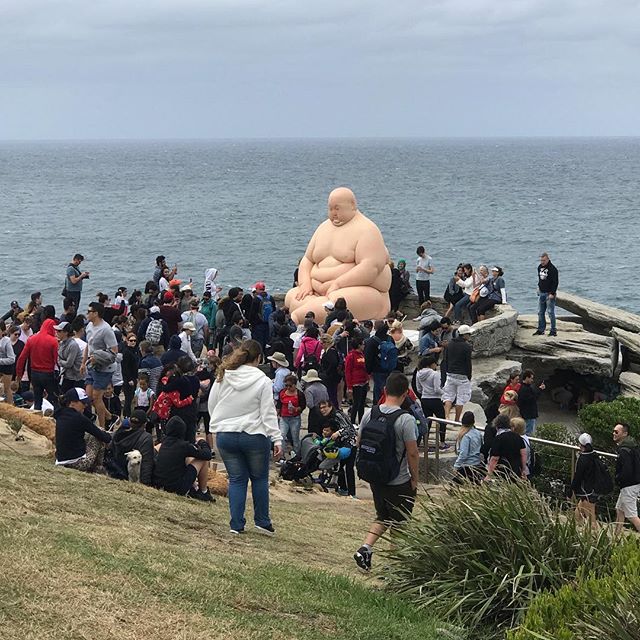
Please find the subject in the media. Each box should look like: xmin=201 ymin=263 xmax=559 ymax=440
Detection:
xmin=328 ymin=187 xmax=358 ymax=227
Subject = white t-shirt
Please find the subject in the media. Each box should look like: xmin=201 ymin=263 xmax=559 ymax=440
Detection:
xmin=416 ymin=255 xmax=433 ymax=281
xmin=158 ymin=277 xmax=170 ymax=292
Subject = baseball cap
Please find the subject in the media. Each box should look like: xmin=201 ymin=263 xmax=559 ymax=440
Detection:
xmin=130 ymin=409 xmax=149 ymax=425
xmin=253 ymin=282 xmax=266 ymax=291
xmin=323 ymin=300 xmax=335 ymax=310
xmin=163 ymin=292 xmax=174 ymax=303
xmin=182 ymin=321 xmax=196 ymax=332
xmin=578 ymin=433 xmax=592 ymax=446
xmin=63 ymin=387 xmax=90 ymax=404
xmin=53 ymin=321 xmax=70 ymax=331
xmin=10 ymin=300 xmax=19 ymax=308
xmin=149 ymin=305 xmax=160 ymax=314
xmin=458 ymin=324 xmax=472 ymax=336
xmin=491 ymin=266 xmax=499 ymax=272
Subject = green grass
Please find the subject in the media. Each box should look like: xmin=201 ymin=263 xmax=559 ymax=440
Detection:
xmin=0 ymin=450 xmax=448 ymax=640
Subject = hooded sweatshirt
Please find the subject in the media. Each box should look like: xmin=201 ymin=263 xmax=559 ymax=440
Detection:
xmin=153 ymin=416 xmax=212 ymax=492
xmin=58 ymin=337 xmax=83 ymax=382
xmin=208 ymin=365 xmax=281 ymax=444
xmin=16 ymin=318 xmax=58 ymax=377
xmin=161 ymin=335 xmax=187 ymax=367
xmin=616 ymin=436 xmax=640 ymax=489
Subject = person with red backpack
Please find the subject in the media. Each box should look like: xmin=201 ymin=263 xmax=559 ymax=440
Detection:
xmin=353 ymin=372 xmax=419 ymax=573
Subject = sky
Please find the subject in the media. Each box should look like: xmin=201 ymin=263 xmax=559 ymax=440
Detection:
xmin=1 ymin=0 xmax=639 ymax=139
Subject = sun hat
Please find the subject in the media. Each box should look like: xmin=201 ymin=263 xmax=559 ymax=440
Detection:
xmin=53 ymin=321 xmax=69 ymax=331
xmin=64 ymin=387 xmax=90 ymax=404
xmin=182 ymin=322 xmax=196 ymax=332
xmin=458 ymin=324 xmax=472 ymax=336
xmin=267 ymin=352 xmax=289 ymax=367
xmin=301 ymin=369 xmax=322 ymax=383
xmin=578 ymin=433 xmax=593 ymax=446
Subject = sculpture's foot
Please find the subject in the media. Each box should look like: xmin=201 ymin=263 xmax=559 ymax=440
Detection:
xmin=286 ymin=286 xmax=390 ymax=324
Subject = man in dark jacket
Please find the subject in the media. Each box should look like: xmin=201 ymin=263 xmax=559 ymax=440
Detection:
xmin=534 ymin=252 xmax=559 ymax=337
xmin=154 ymin=416 xmax=214 ymax=501
xmin=161 ymin=334 xmax=188 ymax=367
xmin=441 ymin=324 xmax=473 ymax=423
xmin=613 ymin=422 xmax=640 ymax=534
xmin=517 ymin=369 xmax=546 ymax=435
xmin=112 ymin=410 xmax=155 ymax=485
xmin=364 ymin=320 xmax=394 ymax=404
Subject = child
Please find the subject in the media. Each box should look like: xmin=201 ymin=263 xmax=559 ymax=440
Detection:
xmin=102 ymin=383 xmax=122 ymax=430
xmin=132 ymin=372 xmax=156 ymax=415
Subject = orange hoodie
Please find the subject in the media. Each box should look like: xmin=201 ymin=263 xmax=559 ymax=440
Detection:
xmin=16 ymin=318 xmax=59 ymax=377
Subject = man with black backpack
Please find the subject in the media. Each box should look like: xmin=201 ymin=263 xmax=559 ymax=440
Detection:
xmin=613 ymin=422 xmax=640 ymax=534
xmin=353 ymin=372 xmax=419 ymax=572
xmin=364 ymin=320 xmax=398 ymax=405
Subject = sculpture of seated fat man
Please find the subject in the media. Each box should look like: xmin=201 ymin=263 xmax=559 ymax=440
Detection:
xmin=285 ymin=187 xmax=391 ymax=324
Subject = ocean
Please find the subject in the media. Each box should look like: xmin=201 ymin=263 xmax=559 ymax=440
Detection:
xmin=1 ymin=138 xmax=638 ymax=316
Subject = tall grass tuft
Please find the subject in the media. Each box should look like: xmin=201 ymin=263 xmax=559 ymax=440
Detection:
xmin=383 ymin=481 xmax=613 ymax=633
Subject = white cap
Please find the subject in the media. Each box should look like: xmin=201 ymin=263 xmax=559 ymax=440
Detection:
xmin=323 ymin=301 xmax=335 ymax=310
xmin=578 ymin=433 xmax=592 ymax=446
xmin=149 ymin=306 xmax=160 ymax=314
xmin=182 ymin=322 xmax=196 ymax=332
xmin=458 ymin=324 xmax=472 ymax=336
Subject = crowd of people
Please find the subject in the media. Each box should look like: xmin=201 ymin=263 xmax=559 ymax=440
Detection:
xmin=0 ymin=247 xmax=638 ymax=565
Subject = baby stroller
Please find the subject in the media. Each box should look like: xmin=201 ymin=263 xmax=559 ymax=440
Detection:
xmin=279 ymin=434 xmax=341 ymax=492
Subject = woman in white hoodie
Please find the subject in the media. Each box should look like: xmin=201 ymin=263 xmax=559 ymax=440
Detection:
xmin=208 ymin=340 xmax=282 ymax=535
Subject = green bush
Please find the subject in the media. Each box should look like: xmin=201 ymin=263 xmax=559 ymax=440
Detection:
xmin=578 ymin=397 xmax=640 ymax=452
xmin=510 ymin=537 xmax=640 ymax=640
xmin=531 ymin=423 xmax=573 ymax=506
xmin=383 ymin=481 xmax=614 ymax=635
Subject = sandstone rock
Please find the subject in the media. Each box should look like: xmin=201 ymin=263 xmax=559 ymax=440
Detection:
xmin=471 ymin=356 xmax=523 ymax=407
xmin=611 ymin=327 xmax=640 ymax=354
xmin=619 ymin=372 xmax=640 ymax=399
xmin=510 ymin=325 xmax=617 ymax=377
xmin=556 ymin=291 xmax=640 ymax=333
xmin=517 ymin=315 xmax=584 ymax=333
xmin=470 ymin=305 xmax=518 ymax=358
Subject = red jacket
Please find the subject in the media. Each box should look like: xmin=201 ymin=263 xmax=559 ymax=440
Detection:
xmin=344 ymin=349 xmax=368 ymax=389
xmin=16 ymin=318 xmax=58 ymax=377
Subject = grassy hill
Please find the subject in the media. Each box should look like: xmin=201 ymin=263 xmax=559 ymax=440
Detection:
xmin=0 ymin=450 xmax=446 ymax=640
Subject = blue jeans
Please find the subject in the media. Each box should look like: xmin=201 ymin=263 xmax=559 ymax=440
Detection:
xmin=537 ymin=293 xmax=556 ymax=332
xmin=372 ymin=371 xmax=388 ymax=404
xmin=216 ymin=432 xmax=272 ymax=531
xmin=524 ymin=418 xmax=536 ymax=436
xmin=453 ymin=294 xmax=470 ymax=321
xmin=279 ymin=416 xmax=301 ymax=454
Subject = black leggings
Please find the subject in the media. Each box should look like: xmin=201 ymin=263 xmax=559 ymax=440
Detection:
xmin=338 ymin=448 xmax=356 ymax=496
xmin=420 ymin=397 xmax=446 ymax=443
xmin=122 ymin=382 xmax=135 ymax=417
xmin=350 ymin=384 xmax=368 ymax=425
xmin=469 ymin=297 xmax=497 ymax=323
xmin=416 ymin=280 xmax=431 ymax=305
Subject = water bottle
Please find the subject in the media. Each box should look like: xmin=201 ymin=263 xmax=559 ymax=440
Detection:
xmin=287 ymin=400 xmax=294 ymax=413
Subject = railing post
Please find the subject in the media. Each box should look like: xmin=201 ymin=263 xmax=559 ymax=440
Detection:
xmin=435 ymin=423 xmax=440 ymax=481
xmin=570 ymin=449 xmax=576 ymax=481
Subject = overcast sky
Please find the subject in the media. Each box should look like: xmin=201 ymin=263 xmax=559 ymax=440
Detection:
xmin=1 ymin=0 xmax=639 ymax=139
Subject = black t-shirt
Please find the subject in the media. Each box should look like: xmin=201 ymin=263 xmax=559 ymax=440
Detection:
xmin=491 ymin=431 xmax=526 ymax=477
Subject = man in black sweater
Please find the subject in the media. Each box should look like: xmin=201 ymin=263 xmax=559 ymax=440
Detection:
xmin=441 ymin=324 xmax=473 ymax=423
xmin=517 ymin=369 xmax=545 ymax=435
xmin=112 ymin=410 xmax=155 ymax=485
xmin=364 ymin=320 xmax=395 ymax=404
xmin=154 ymin=416 xmax=214 ymax=502
xmin=534 ymin=252 xmax=559 ymax=337
xmin=613 ymin=422 xmax=640 ymax=534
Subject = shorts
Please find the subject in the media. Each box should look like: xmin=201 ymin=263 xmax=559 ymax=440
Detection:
xmin=86 ymin=368 xmax=113 ymax=391
xmin=371 ymin=480 xmax=416 ymax=525
xmin=0 ymin=364 xmax=13 ymax=375
xmin=616 ymin=484 xmax=640 ymax=518
xmin=177 ymin=464 xmax=198 ymax=495
xmin=441 ymin=374 xmax=472 ymax=405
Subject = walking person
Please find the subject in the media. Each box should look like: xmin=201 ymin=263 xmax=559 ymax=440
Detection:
xmin=613 ymin=422 xmax=640 ymax=535
xmin=415 ymin=355 xmax=447 ymax=449
xmin=55 ymin=321 xmax=84 ymax=393
xmin=353 ymin=372 xmax=419 ymax=572
xmin=344 ymin=338 xmax=368 ymax=424
xmin=208 ymin=340 xmax=282 ymax=535
xmin=441 ymin=324 xmax=473 ymax=423
xmin=415 ymin=246 xmax=434 ymax=305
xmin=517 ymin=370 xmax=545 ymax=435
xmin=534 ymin=252 xmax=559 ymax=337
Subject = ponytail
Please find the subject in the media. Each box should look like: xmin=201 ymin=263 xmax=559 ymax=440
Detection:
xmin=216 ymin=339 xmax=263 ymax=382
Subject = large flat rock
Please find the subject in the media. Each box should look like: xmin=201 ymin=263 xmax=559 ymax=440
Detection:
xmin=619 ymin=372 xmax=640 ymax=398
xmin=471 ymin=356 xmax=522 ymax=407
xmin=470 ymin=304 xmax=518 ymax=358
xmin=518 ymin=314 xmax=584 ymax=333
xmin=611 ymin=327 xmax=640 ymax=354
xmin=510 ymin=324 xmax=617 ymax=377
xmin=556 ymin=291 xmax=640 ymax=333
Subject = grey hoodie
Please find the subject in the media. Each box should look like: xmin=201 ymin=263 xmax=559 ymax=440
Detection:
xmin=208 ymin=364 xmax=281 ymax=443
xmin=58 ymin=337 xmax=83 ymax=381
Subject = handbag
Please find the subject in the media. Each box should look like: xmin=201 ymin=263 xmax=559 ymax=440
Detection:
xmin=469 ymin=287 xmax=482 ymax=304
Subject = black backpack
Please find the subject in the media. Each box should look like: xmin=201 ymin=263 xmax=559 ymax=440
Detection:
xmin=356 ymin=407 xmax=406 ymax=484
xmin=593 ymin=454 xmax=614 ymax=495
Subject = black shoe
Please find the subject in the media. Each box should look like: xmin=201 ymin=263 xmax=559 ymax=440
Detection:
xmin=548 ymin=330 xmax=557 ymax=336
xmin=532 ymin=330 xmax=544 ymax=336
xmin=255 ymin=524 xmax=276 ymax=536
xmin=230 ymin=528 xmax=245 ymax=535
xmin=354 ymin=546 xmax=372 ymax=572
xmin=198 ymin=489 xmax=215 ymax=503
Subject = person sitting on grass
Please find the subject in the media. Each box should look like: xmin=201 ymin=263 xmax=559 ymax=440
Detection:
xmin=353 ymin=372 xmax=419 ymax=573
xmin=112 ymin=409 xmax=155 ymax=485
xmin=54 ymin=387 xmax=112 ymax=473
xmin=153 ymin=415 xmax=214 ymax=502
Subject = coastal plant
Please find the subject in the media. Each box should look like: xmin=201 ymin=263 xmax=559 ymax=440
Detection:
xmin=7 ymin=417 xmax=24 ymax=441
xmin=578 ymin=397 xmax=640 ymax=452
xmin=382 ymin=481 xmax=614 ymax=634
xmin=509 ymin=537 xmax=640 ymax=640
xmin=530 ymin=423 xmax=573 ymax=506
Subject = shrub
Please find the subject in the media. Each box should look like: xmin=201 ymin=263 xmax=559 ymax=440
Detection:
xmin=531 ymin=423 xmax=573 ymax=506
xmin=510 ymin=537 xmax=640 ymax=640
xmin=578 ymin=397 xmax=640 ymax=452
xmin=383 ymin=481 xmax=614 ymax=634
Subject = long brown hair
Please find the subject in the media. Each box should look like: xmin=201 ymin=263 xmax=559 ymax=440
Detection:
xmin=216 ymin=339 xmax=263 ymax=382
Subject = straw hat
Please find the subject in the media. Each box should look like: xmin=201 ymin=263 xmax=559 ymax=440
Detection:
xmin=267 ymin=352 xmax=289 ymax=368
xmin=301 ymin=369 xmax=322 ymax=383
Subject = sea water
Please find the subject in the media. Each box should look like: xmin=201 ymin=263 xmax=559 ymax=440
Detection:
xmin=1 ymin=137 xmax=638 ymax=315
